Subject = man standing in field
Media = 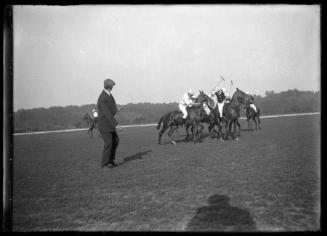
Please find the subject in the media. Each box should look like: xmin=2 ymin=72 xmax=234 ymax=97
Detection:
xmin=97 ymin=78 xmax=121 ymax=168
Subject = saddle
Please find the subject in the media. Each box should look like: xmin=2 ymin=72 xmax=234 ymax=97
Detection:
xmin=187 ymin=103 xmax=202 ymax=109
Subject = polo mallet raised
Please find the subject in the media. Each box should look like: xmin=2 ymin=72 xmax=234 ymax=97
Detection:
xmin=229 ymin=80 xmax=233 ymax=97
xmin=210 ymin=75 xmax=226 ymax=93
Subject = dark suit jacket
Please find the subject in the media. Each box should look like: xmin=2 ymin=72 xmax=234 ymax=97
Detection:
xmin=97 ymin=90 xmax=118 ymax=132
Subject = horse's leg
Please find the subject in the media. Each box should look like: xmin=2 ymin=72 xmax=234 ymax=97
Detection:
xmin=222 ymin=119 xmax=228 ymax=140
xmin=228 ymin=120 xmax=233 ymax=140
xmin=168 ymin=125 xmax=179 ymax=137
xmin=168 ymin=124 xmax=174 ymax=137
xmin=236 ymin=120 xmax=241 ymax=139
xmin=218 ymin=119 xmax=223 ymax=139
xmin=253 ymin=117 xmax=257 ymax=130
xmin=249 ymin=117 xmax=253 ymax=130
xmin=191 ymin=125 xmax=195 ymax=137
xmin=208 ymin=122 xmax=215 ymax=138
xmin=158 ymin=123 xmax=169 ymax=145
xmin=88 ymin=124 xmax=94 ymax=138
xmin=217 ymin=119 xmax=223 ymax=141
xmin=247 ymin=118 xmax=250 ymax=130
xmin=208 ymin=123 xmax=212 ymax=137
xmin=258 ymin=116 xmax=261 ymax=129
xmin=220 ymin=120 xmax=226 ymax=141
xmin=168 ymin=123 xmax=181 ymax=144
xmin=252 ymin=118 xmax=254 ymax=130
xmin=233 ymin=120 xmax=237 ymax=133
xmin=193 ymin=122 xmax=198 ymax=143
xmin=229 ymin=120 xmax=236 ymax=139
xmin=198 ymin=123 xmax=204 ymax=141
xmin=185 ymin=124 xmax=191 ymax=141
xmin=91 ymin=123 xmax=95 ymax=137
xmin=212 ymin=121 xmax=219 ymax=138
xmin=227 ymin=120 xmax=233 ymax=140
xmin=232 ymin=120 xmax=237 ymax=139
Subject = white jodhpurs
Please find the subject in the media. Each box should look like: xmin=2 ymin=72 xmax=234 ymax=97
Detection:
xmin=217 ymin=102 xmax=224 ymax=118
xmin=179 ymin=103 xmax=188 ymax=119
xmin=203 ymin=103 xmax=211 ymax=115
xmin=250 ymin=104 xmax=257 ymax=113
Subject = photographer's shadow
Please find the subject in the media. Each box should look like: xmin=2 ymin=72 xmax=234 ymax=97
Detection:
xmin=186 ymin=194 xmax=257 ymax=232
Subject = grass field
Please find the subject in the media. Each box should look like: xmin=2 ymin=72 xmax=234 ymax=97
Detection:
xmin=13 ymin=114 xmax=321 ymax=231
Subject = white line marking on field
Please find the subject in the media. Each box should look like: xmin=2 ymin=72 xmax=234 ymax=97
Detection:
xmin=13 ymin=112 xmax=320 ymax=136
xmin=253 ymin=112 xmax=320 ymax=119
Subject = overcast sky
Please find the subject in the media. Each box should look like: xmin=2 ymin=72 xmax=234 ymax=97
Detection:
xmin=13 ymin=5 xmax=320 ymax=111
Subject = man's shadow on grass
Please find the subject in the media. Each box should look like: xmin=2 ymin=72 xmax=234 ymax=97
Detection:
xmin=119 ymin=150 xmax=152 ymax=165
xmin=186 ymin=194 xmax=257 ymax=232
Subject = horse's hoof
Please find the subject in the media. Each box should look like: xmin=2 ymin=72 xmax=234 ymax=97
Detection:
xmin=170 ymin=141 xmax=176 ymax=145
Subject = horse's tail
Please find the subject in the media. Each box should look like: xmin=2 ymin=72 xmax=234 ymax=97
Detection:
xmin=157 ymin=115 xmax=164 ymax=130
xmin=158 ymin=110 xmax=180 ymax=130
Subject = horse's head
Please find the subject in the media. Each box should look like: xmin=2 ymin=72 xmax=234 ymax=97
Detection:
xmin=231 ymin=88 xmax=251 ymax=105
xmin=197 ymin=90 xmax=210 ymax=104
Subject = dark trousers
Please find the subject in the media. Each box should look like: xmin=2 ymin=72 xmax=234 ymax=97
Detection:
xmin=100 ymin=131 xmax=119 ymax=166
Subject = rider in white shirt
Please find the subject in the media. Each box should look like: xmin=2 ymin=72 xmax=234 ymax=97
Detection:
xmin=179 ymin=90 xmax=198 ymax=120
xmin=91 ymin=109 xmax=98 ymax=129
xmin=246 ymin=92 xmax=257 ymax=113
xmin=92 ymin=109 xmax=98 ymax=119
xmin=216 ymin=88 xmax=228 ymax=118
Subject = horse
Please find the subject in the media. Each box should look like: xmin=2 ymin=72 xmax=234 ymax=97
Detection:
xmin=244 ymin=101 xmax=261 ymax=130
xmin=217 ymin=88 xmax=251 ymax=140
xmin=82 ymin=113 xmax=98 ymax=138
xmin=183 ymin=91 xmax=221 ymax=141
xmin=157 ymin=91 xmax=209 ymax=144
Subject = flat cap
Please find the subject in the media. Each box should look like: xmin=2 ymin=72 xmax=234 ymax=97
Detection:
xmin=104 ymin=78 xmax=115 ymax=87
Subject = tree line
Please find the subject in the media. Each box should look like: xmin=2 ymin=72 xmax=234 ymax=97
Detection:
xmin=14 ymin=89 xmax=320 ymax=133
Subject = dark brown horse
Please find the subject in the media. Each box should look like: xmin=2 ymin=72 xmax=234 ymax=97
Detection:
xmin=184 ymin=92 xmax=220 ymax=141
xmin=244 ymin=101 xmax=261 ymax=130
xmin=157 ymin=91 xmax=209 ymax=144
xmin=217 ymin=88 xmax=251 ymax=140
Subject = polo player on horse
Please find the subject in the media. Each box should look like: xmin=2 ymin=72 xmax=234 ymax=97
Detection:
xmin=246 ymin=92 xmax=258 ymax=113
xmin=216 ymin=88 xmax=228 ymax=118
xmin=157 ymin=90 xmax=209 ymax=144
xmin=244 ymin=92 xmax=261 ymax=130
xmin=178 ymin=89 xmax=201 ymax=122
xmin=91 ymin=109 xmax=98 ymax=129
